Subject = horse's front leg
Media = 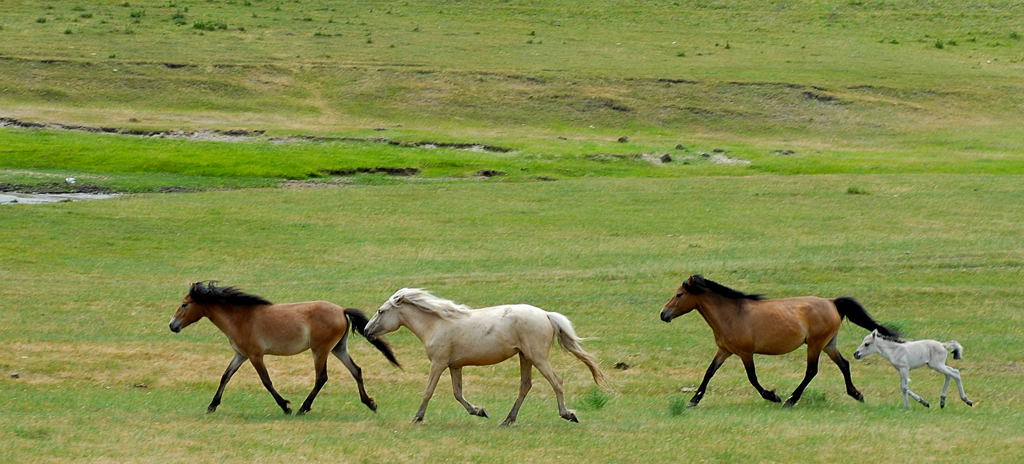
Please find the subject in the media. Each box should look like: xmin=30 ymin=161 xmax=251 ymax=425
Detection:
xmin=451 ymin=367 xmax=488 ymax=418
xmin=250 ymin=355 xmax=292 ymax=414
xmin=207 ymin=353 xmax=248 ymax=413
xmin=740 ymin=353 xmax=780 ymax=403
xmin=899 ymin=367 xmax=929 ymax=408
xmin=689 ymin=348 xmax=731 ymax=407
xmin=413 ymin=361 xmax=447 ymax=423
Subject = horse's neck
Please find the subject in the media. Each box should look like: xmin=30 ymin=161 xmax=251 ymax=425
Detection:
xmin=204 ymin=305 xmax=246 ymax=339
xmin=875 ymin=338 xmax=904 ymax=361
xmin=399 ymin=307 xmax=445 ymax=344
xmin=695 ymin=295 xmax=741 ymax=334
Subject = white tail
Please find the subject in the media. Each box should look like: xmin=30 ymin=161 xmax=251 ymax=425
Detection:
xmin=547 ymin=312 xmax=607 ymax=385
xmin=945 ymin=340 xmax=964 ymax=360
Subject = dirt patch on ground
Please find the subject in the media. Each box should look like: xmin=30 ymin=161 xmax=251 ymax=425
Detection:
xmin=0 ymin=181 xmax=115 ymax=194
xmin=1 ymin=116 xmax=515 ymax=153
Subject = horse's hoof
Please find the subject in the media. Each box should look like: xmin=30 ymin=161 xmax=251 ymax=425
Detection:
xmin=297 ymin=408 xmax=309 ymax=416
xmin=783 ymin=399 xmax=797 ymax=408
xmin=922 ymin=402 xmax=931 ymax=408
xmin=764 ymin=390 xmax=781 ymax=403
xmin=849 ymin=390 xmax=864 ymax=402
xmin=364 ymin=398 xmax=378 ymax=412
xmin=687 ymin=401 xmax=700 ymax=408
xmin=411 ymin=416 xmax=424 ymax=424
xmin=283 ymin=408 xmax=293 ymax=415
xmin=206 ymin=406 xmax=218 ymax=414
xmin=500 ymin=418 xmax=516 ymax=427
xmin=561 ymin=411 xmax=579 ymax=423
xmin=473 ymin=408 xmax=489 ymax=418
xmin=940 ymin=398 xmax=946 ymax=409
xmin=965 ymin=399 xmax=974 ymax=407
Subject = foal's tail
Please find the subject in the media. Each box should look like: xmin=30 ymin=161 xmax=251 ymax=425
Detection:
xmin=344 ymin=308 xmax=402 ymax=368
xmin=833 ymin=297 xmax=900 ymax=338
xmin=944 ymin=341 xmax=964 ymax=360
xmin=546 ymin=312 xmax=607 ymax=385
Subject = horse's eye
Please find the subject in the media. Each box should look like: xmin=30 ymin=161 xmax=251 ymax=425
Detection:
xmin=181 ymin=303 xmax=188 ymax=308
xmin=675 ymin=293 xmax=683 ymax=298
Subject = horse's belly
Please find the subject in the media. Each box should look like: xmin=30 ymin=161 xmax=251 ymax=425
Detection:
xmin=448 ymin=346 xmax=518 ymax=368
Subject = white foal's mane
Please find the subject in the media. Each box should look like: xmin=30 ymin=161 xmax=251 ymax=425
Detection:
xmin=390 ymin=288 xmax=472 ymax=320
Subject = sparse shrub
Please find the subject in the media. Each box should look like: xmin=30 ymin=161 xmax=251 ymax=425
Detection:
xmin=846 ymin=186 xmax=869 ymax=195
xmin=934 ymin=39 xmax=944 ymax=49
xmin=668 ymin=396 xmax=687 ymax=416
xmin=579 ymin=387 xmax=609 ymax=411
xmin=172 ymin=10 xmax=186 ymax=25
xmin=129 ymin=9 xmax=144 ymax=18
xmin=36 ymin=17 xmax=47 ymax=24
xmin=193 ymin=20 xmax=227 ymax=31
xmin=80 ymin=13 xmax=92 ymax=18
xmin=1011 ymin=31 xmax=1021 ymax=40
xmin=64 ymin=28 xmax=72 ymax=34
xmin=676 ymin=51 xmax=686 ymax=56
xmin=947 ymin=39 xmax=957 ymax=46
xmin=71 ymin=5 xmax=86 ymax=11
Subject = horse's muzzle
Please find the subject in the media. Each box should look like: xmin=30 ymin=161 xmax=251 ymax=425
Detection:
xmin=660 ymin=309 xmax=674 ymax=323
xmin=853 ymin=351 xmax=862 ymax=360
xmin=169 ymin=319 xmax=182 ymax=333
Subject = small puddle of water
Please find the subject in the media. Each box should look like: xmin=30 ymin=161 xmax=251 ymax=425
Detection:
xmin=0 ymin=192 xmax=120 ymax=205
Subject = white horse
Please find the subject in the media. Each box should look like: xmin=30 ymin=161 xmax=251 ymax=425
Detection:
xmin=853 ymin=329 xmax=974 ymax=409
xmin=364 ymin=288 xmax=606 ymax=426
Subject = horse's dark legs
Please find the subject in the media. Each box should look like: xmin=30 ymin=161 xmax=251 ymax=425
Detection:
xmin=689 ymin=349 xmax=732 ymax=407
xmin=250 ymin=355 xmax=292 ymax=414
xmin=825 ymin=339 xmax=863 ymax=402
xmin=332 ymin=340 xmax=377 ymax=411
xmin=784 ymin=350 xmax=821 ymax=408
xmin=208 ymin=353 xmax=248 ymax=413
xmin=297 ymin=351 xmax=329 ymax=415
xmin=740 ymin=354 xmax=781 ymax=403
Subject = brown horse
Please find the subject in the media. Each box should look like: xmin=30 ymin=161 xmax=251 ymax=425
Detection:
xmin=168 ymin=282 xmax=400 ymax=415
xmin=660 ymin=275 xmax=897 ymax=408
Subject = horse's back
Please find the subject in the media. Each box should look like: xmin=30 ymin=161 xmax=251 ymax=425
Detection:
xmin=251 ymin=301 xmax=348 ymax=355
xmin=743 ymin=296 xmax=841 ymax=354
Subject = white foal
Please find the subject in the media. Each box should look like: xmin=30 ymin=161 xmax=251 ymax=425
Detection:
xmin=853 ymin=329 xmax=974 ymax=409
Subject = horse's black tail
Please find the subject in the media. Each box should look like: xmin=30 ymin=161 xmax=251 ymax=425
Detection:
xmin=344 ymin=308 xmax=401 ymax=368
xmin=833 ymin=297 xmax=899 ymax=337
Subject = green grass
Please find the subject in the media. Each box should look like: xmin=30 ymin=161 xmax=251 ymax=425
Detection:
xmin=2 ymin=0 xmax=1024 ymax=156
xmin=2 ymin=175 xmax=1023 ymax=462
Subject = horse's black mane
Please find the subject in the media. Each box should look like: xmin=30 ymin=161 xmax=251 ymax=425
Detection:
xmin=189 ymin=281 xmax=273 ymax=306
xmin=683 ymin=275 xmax=764 ymax=301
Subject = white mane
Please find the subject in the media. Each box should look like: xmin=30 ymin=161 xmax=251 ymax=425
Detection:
xmin=390 ymin=288 xmax=472 ymax=320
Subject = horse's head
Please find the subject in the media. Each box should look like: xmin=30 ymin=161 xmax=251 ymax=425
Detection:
xmin=660 ymin=276 xmax=703 ymax=322
xmin=168 ymin=282 xmax=209 ymax=333
xmin=365 ymin=289 xmax=408 ymax=338
xmin=853 ymin=330 xmax=881 ymax=360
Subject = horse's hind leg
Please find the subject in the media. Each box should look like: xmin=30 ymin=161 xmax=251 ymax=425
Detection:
xmin=250 ymin=355 xmax=292 ymax=414
xmin=534 ymin=358 xmax=577 ymax=422
xmin=740 ymin=354 xmax=781 ymax=403
xmin=450 ymin=367 xmax=488 ymax=418
xmin=825 ymin=338 xmax=863 ymax=402
xmin=931 ymin=362 xmax=973 ymax=407
xmin=331 ymin=339 xmax=376 ymax=411
xmin=208 ymin=353 xmax=248 ymax=413
xmin=501 ymin=353 xmax=533 ymax=426
xmin=784 ymin=347 xmax=821 ymax=408
xmin=297 ymin=350 xmax=329 ymax=415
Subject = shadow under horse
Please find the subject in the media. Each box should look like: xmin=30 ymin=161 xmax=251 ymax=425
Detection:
xmin=660 ymin=275 xmax=898 ymax=408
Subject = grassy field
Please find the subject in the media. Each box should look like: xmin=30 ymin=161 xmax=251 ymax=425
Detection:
xmin=3 ymin=176 xmax=1023 ymax=463
xmin=2 ymin=0 xmax=1024 ymax=158
xmin=2 ymin=1 xmax=1023 ymax=462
